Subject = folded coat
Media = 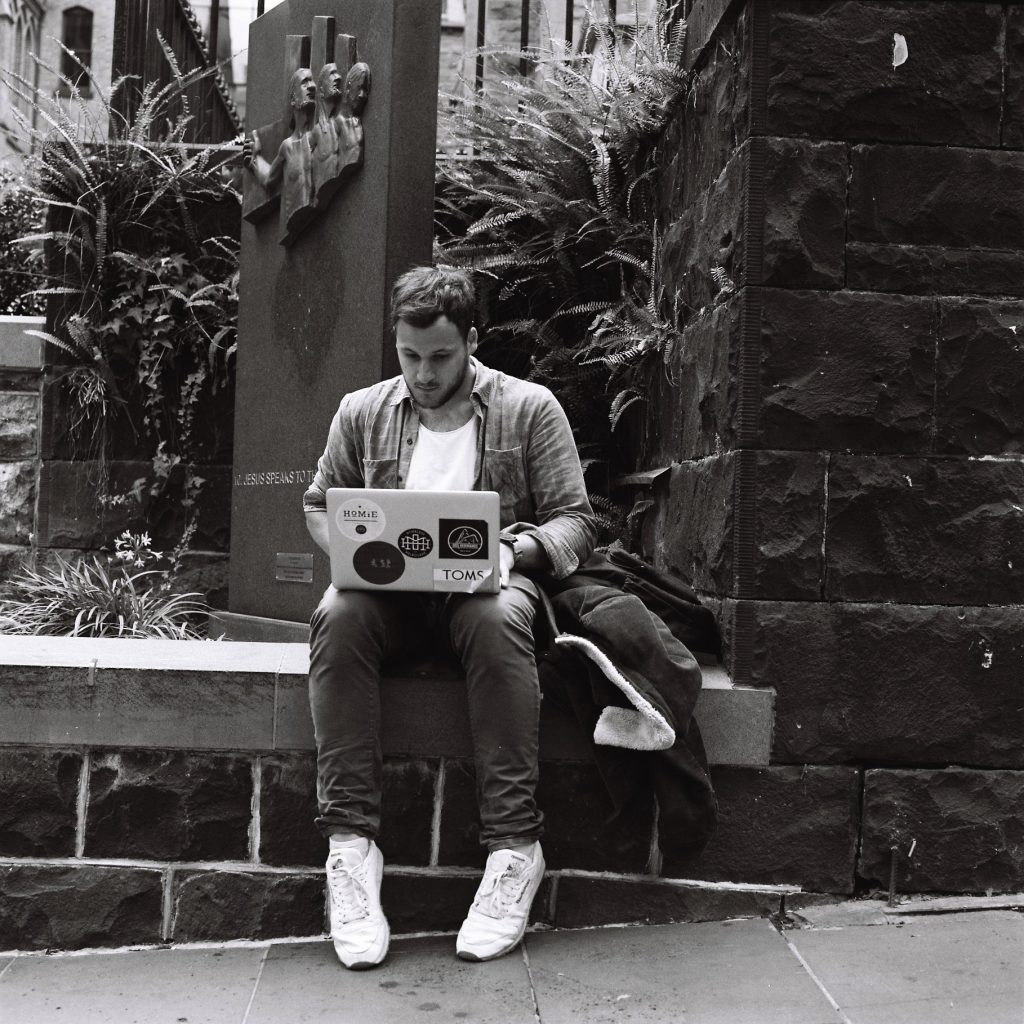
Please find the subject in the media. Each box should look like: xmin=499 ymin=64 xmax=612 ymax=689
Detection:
xmin=536 ymin=551 xmax=719 ymax=859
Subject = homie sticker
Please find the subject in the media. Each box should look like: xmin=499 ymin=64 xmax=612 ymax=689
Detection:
xmin=439 ymin=519 xmax=488 ymax=558
xmin=336 ymin=498 xmax=386 ymax=541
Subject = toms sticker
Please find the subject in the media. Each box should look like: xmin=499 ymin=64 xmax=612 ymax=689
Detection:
xmin=433 ymin=566 xmax=494 ymax=593
xmin=398 ymin=528 xmax=433 ymax=558
xmin=439 ymin=519 xmax=487 ymax=559
xmin=337 ymin=498 xmax=386 ymax=541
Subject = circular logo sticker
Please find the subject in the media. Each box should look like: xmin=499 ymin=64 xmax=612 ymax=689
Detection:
xmin=398 ymin=528 xmax=433 ymax=558
xmin=336 ymin=498 xmax=386 ymax=541
xmin=446 ymin=525 xmax=484 ymax=558
xmin=353 ymin=542 xmax=405 ymax=585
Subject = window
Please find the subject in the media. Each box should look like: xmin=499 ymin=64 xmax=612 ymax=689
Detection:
xmin=60 ymin=5 xmax=93 ymax=95
xmin=7 ymin=0 xmax=42 ymax=120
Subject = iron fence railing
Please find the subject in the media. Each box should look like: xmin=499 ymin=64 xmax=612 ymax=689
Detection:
xmin=112 ymin=0 xmax=241 ymax=144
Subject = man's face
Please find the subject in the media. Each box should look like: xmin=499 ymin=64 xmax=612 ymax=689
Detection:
xmin=345 ymin=68 xmax=370 ymax=114
xmin=395 ymin=316 xmax=477 ymax=411
xmin=319 ymin=64 xmax=343 ymax=102
xmin=291 ymin=69 xmax=316 ymax=110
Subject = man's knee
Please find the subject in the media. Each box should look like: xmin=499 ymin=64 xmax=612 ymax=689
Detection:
xmin=312 ymin=587 xmax=387 ymax=636
xmin=448 ymin=586 xmax=537 ymax=650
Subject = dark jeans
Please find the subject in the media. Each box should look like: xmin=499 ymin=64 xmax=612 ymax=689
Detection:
xmin=308 ymin=573 xmax=544 ymax=850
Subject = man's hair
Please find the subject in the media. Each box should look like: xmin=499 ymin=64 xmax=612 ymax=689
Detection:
xmin=390 ymin=265 xmax=475 ymax=340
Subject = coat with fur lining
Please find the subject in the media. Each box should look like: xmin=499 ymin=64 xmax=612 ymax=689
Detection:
xmin=536 ymin=582 xmax=718 ymax=860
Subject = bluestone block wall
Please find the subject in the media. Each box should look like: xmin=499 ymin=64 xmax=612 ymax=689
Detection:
xmin=650 ymin=0 xmax=1024 ymax=894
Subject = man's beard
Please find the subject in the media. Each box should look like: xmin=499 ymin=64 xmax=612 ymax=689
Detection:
xmin=412 ymin=377 xmax=462 ymax=409
xmin=410 ymin=352 xmax=470 ymax=411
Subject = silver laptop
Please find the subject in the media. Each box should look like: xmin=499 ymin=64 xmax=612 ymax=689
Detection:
xmin=326 ymin=488 xmax=501 ymax=594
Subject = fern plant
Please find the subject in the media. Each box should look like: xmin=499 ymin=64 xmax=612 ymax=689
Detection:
xmin=2 ymin=42 xmax=240 ymax=543
xmin=436 ymin=2 xmax=690 ymax=531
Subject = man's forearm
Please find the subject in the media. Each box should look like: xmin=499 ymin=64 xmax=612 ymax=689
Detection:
xmin=305 ymin=509 xmax=330 ymax=555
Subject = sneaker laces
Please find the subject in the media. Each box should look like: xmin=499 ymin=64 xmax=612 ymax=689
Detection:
xmin=472 ymin=851 xmax=530 ymax=920
xmin=328 ymin=857 xmax=370 ymax=924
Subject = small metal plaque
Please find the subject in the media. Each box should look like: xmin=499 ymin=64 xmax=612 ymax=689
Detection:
xmin=275 ymin=552 xmax=314 ymax=584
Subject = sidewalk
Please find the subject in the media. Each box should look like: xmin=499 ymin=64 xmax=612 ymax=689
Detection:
xmin=1 ymin=906 xmax=1021 ymax=1023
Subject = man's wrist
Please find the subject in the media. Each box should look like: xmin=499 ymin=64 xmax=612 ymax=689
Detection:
xmin=501 ymin=536 xmax=524 ymax=567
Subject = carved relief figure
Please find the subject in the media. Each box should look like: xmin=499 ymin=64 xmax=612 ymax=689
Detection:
xmin=311 ymin=61 xmax=371 ymax=210
xmin=244 ymin=67 xmax=318 ymax=244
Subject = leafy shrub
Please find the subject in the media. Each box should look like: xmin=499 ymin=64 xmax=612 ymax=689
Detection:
xmin=3 ymin=43 xmax=240 ymax=538
xmin=0 ymin=531 xmax=208 ymax=638
xmin=436 ymin=1 xmax=690 ymax=499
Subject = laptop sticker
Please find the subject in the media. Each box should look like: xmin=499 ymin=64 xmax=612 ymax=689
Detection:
xmin=337 ymin=498 xmax=386 ymax=541
xmin=353 ymin=541 xmax=405 ymax=585
xmin=433 ymin=566 xmax=494 ymax=593
xmin=398 ymin=528 xmax=433 ymax=558
xmin=439 ymin=520 xmax=488 ymax=558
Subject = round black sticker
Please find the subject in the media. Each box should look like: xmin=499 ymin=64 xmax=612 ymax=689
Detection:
xmin=398 ymin=528 xmax=433 ymax=558
xmin=353 ymin=542 xmax=405 ymax=585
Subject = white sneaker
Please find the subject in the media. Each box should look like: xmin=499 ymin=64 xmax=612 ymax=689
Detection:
xmin=326 ymin=841 xmax=390 ymax=969
xmin=456 ymin=842 xmax=545 ymax=962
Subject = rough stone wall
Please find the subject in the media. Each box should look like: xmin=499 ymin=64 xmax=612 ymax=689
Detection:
xmin=3 ymin=741 xmax=1021 ymax=949
xmin=0 ymin=744 xmax=790 ymax=950
xmin=34 ymin=391 xmax=233 ymax=606
xmin=650 ymin=0 xmax=1024 ymax=894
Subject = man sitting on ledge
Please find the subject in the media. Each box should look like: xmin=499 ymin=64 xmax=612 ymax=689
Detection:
xmin=302 ymin=265 xmax=597 ymax=968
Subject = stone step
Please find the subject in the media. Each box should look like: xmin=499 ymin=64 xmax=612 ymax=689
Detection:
xmin=0 ymin=635 xmax=773 ymax=766
xmin=0 ymin=637 xmax=789 ymax=951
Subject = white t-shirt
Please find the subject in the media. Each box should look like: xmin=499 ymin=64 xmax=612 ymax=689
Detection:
xmin=404 ymin=416 xmax=478 ymax=491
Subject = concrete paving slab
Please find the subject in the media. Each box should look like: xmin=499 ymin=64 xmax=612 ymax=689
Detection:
xmin=245 ymin=937 xmax=537 ymax=1023
xmin=788 ymin=910 xmax=1024 ymax=1024
xmin=525 ymin=920 xmax=842 ymax=1024
xmin=0 ymin=946 xmax=265 ymax=1024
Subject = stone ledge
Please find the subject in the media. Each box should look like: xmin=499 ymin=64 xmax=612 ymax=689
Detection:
xmin=0 ymin=317 xmax=44 ymax=370
xmin=0 ymin=637 xmax=773 ymax=767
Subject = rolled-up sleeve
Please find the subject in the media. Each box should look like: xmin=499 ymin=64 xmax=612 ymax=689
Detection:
xmin=302 ymin=394 xmax=365 ymax=512
xmin=511 ymin=389 xmax=597 ymax=578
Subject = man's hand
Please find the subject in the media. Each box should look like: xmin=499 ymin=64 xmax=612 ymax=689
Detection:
xmin=242 ymin=130 xmax=261 ymax=170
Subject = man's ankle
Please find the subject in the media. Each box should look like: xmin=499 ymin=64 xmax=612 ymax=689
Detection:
xmin=329 ymin=832 xmax=370 ymax=854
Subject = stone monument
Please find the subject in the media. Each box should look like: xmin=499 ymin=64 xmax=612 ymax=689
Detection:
xmin=228 ymin=0 xmax=442 ymax=624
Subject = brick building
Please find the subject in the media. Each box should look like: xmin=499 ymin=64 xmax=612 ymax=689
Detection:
xmin=0 ymin=0 xmax=117 ymax=164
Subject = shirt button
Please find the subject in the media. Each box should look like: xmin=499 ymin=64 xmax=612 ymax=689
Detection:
xmin=406 ymin=438 xmax=413 ymax=445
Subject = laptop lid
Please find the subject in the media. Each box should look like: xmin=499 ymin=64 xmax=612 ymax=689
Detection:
xmin=326 ymin=488 xmax=501 ymax=594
